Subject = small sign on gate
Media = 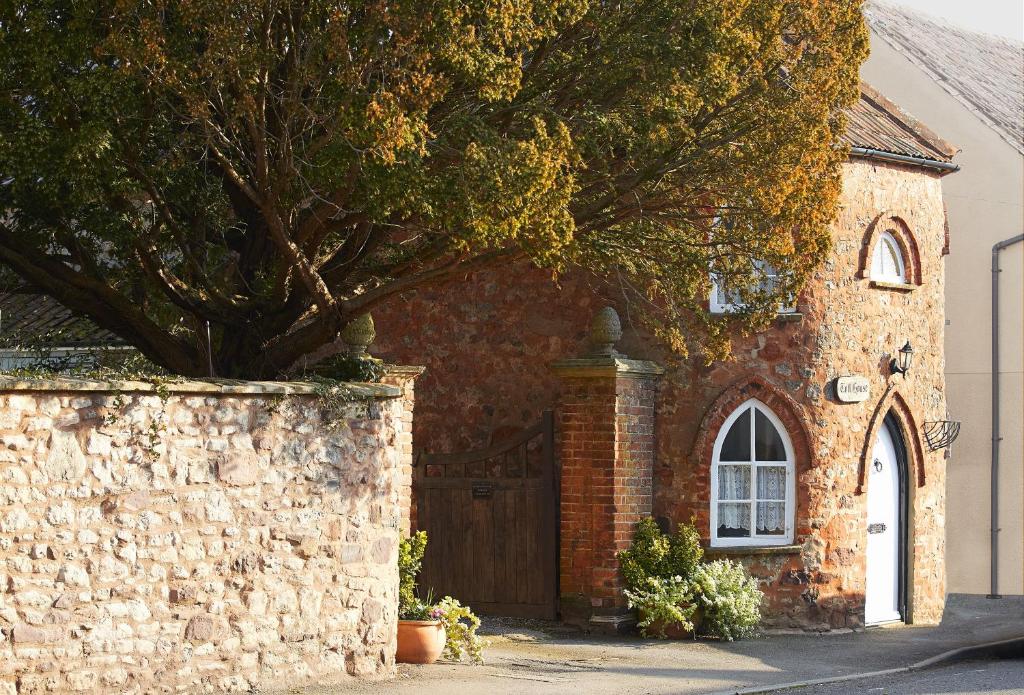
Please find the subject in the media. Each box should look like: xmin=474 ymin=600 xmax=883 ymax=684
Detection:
xmin=835 ymin=376 xmax=871 ymax=403
xmin=471 ymin=483 xmax=494 ymax=499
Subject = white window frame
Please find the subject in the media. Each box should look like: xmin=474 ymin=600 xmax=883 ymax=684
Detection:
xmin=710 ymin=262 xmax=797 ymax=315
xmin=870 ymin=231 xmax=907 ymax=284
xmin=710 ymin=398 xmax=796 ymax=547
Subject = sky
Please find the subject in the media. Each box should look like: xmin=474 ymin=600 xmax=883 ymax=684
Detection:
xmin=885 ymin=0 xmax=1024 ymax=41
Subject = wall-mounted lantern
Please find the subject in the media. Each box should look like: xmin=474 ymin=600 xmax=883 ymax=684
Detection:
xmin=890 ymin=341 xmax=914 ymax=376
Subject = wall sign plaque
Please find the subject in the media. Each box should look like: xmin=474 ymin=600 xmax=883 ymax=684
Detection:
xmin=835 ymin=376 xmax=871 ymax=403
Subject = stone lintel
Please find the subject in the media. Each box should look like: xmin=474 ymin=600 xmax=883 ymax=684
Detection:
xmin=0 ymin=376 xmax=403 ymax=400
xmin=550 ymin=357 xmax=664 ymax=379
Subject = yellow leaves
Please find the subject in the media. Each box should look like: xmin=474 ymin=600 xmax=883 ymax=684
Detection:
xmin=363 ymin=91 xmax=429 ymax=165
xmin=452 ymin=118 xmax=579 ymax=265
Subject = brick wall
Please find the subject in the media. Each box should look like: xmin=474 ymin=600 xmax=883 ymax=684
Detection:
xmin=0 ymin=377 xmax=412 ymax=693
xmin=552 ymin=360 xmax=660 ymax=625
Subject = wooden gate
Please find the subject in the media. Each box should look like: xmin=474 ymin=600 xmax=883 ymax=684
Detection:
xmin=416 ymin=411 xmax=558 ymax=619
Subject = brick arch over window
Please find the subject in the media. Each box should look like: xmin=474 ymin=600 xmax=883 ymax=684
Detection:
xmin=688 ymin=377 xmax=815 ymax=540
xmin=857 ymin=387 xmax=927 ymax=494
xmin=859 ymin=212 xmax=923 ymax=286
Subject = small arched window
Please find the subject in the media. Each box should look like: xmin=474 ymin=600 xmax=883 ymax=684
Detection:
xmin=711 ymin=399 xmax=795 ymax=546
xmin=871 ymin=231 xmax=907 ymax=283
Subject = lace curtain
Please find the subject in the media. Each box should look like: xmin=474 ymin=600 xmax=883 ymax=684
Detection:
xmin=756 ymin=466 xmax=786 ymax=533
xmin=718 ymin=465 xmax=751 ymax=531
xmin=718 ymin=464 xmax=787 ymax=534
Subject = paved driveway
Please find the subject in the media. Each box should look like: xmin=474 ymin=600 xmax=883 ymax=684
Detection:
xmin=268 ymin=595 xmax=1024 ymax=695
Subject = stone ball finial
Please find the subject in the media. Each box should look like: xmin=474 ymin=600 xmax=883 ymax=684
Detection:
xmin=588 ymin=306 xmax=622 ymax=357
xmin=341 ymin=313 xmax=376 ymax=357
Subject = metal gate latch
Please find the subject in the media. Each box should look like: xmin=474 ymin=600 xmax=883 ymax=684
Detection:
xmin=867 ymin=523 xmax=887 ymax=534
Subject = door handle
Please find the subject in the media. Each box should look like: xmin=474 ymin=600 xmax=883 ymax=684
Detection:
xmin=867 ymin=523 xmax=887 ymax=534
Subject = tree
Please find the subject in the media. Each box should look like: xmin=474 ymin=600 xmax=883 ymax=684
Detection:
xmin=0 ymin=1 xmax=868 ymax=378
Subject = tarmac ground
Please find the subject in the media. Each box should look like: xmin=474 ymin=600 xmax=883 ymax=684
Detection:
xmin=265 ymin=595 xmax=1024 ymax=695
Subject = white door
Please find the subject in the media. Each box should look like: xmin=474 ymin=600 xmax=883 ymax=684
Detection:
xmin=865 ymin=424 xmax=902 ymax=624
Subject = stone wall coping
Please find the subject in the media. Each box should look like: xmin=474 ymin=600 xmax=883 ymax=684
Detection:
xmin=0 ymin=376 xmax=403 ymax=399
xmin=550 ymin=357 xmax=664 ymax=379
xmin=385 ymin=365 xmax=427 ymax=378
xmin=703 ymin=544 xmax=803 ymax=557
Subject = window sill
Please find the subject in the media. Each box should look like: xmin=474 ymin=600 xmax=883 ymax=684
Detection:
xmin=704 ymin=544 xmax=802 ymax=557
xmin=870 ymin=280 xmax=916 ymax=292
xmin=708 ymin=310 xmax=803 ymax=321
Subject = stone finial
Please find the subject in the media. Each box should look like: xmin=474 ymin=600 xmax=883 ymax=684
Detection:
xmin=341 ymin=313 xmax=376 ymax=357
xmin=588 ymin=306 xmax=623 ymax=358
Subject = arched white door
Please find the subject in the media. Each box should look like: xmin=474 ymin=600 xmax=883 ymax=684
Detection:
xmin=865 ymin=423 xmax=903 ymax=624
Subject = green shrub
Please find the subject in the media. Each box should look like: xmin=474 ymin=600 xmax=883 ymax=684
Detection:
xmin=691 ymin=559 xmax=764 ymax=641
xmin=434 ymin=596 xmax=485 ymax=663
xmin=623 ymin=576 xmax=698 ymax=639
xmin=398 ymin=531 xmax=427 ymax=614
xmin=617 ymin=518 xmax=703 ymax=591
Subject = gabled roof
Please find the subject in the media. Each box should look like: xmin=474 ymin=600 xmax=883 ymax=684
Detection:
xmin=866 ymin=0 xmax=1023 ymax=155
xmin=0 ymin=292 xmax=124 ymax=348
xmin=843 ymin=83 xmax=959 ymax=166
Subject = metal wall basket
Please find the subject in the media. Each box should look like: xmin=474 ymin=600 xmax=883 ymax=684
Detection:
xmin=924 ymin=420 xmax=961 ymax=451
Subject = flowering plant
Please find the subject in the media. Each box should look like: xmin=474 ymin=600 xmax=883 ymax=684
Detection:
xmin=691 ymin=560 xmax=763 ymax=641
xmin=398 ymin=597 xmax=436 ymax=621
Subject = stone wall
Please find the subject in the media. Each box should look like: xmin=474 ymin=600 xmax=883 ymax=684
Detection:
xmin=0 ymin=376 xmax=413 ymax=693
xmin=373 ymin=157 xmax=949 ymax=629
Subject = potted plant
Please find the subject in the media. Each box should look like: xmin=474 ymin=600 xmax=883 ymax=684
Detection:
xmin=624 ymin=575 xmax=702 ymax=639
xmin=397 ymin=595 xmax=447 ymax=664
xmin=618 ymin=518 xmax=705 ymax=638
xmin=396 ymin=532 xmax=485 ymax=664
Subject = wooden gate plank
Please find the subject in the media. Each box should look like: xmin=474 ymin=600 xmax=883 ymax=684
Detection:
xmin=415 ymin=412 xmax=557 ymax=619
xmin=492 ymin=488 xmax=507 ymax=604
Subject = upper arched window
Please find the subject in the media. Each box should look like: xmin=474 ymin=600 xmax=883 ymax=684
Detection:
xmin=711 ymin=399 xmax=795 ymax=546
xmin=870 ymin=231 xmax=907 ymax=284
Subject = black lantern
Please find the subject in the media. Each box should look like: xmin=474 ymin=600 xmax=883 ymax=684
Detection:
xmin=890 ymin=341 xmax=914 ymax=376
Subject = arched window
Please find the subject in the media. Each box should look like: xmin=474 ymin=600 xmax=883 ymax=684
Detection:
xmin=711 ymin=399 xmax=795 ymax=546
xmin=870 ymin=231 xmax=907 ymax=283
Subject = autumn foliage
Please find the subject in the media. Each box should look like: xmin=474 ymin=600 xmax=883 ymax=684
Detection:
xmin=0 ymin=1 xmax=868 ymax=378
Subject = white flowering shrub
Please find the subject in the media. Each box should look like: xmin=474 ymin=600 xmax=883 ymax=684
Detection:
xmin=691 ymin=559 xmax=764 ymax=641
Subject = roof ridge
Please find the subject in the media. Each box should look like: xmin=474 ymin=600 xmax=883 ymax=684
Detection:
xmin=867 ymin=0 xmax=1024 ymax=48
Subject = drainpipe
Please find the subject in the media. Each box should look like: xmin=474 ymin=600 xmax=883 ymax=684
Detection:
xmin=989 ymin=233 xmax=1024 ymax=599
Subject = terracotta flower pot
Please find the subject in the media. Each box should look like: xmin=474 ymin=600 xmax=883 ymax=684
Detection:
xmin=641 ymin=606 xmax=704 ymax=639
xmin=396 ymin=620 xmax=446 ymax=664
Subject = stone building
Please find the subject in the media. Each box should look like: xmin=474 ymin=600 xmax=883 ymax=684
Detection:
xmin=373 ymin=84 xmax=960 ymax=630
xmin=864 ymin=0 xmax=1024 ymax=601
